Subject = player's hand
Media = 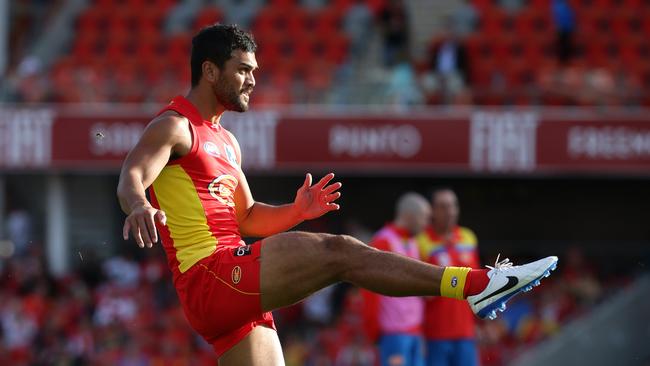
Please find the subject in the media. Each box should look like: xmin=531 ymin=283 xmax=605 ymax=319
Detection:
xmin=122 ymin=203 xmax=167 ymax=248
xmin=294 ymin=173 xmax=342 ymax=220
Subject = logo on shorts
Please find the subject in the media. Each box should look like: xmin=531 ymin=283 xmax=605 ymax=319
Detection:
xmin=231 ymin=266 xmax=242 ymax=285
xmin=451 ymin=276 xmax=458 ymax=288
xmin=203 ymin=141 xmax=220 ymax=157
xmin=208 ymin=175 xmax=238 ymax=207
xmin=234 ymin=246 xmax=252 ymax=257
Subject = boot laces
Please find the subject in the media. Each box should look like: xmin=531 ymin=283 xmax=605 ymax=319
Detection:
xmin=486 ymin=254 xmax=514 ymax=272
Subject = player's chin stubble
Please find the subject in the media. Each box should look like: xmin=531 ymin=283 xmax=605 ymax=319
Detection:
xmin=212 ymin=79 xmax=249 ymax=113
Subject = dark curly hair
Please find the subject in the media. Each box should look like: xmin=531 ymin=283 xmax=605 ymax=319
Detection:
xmin=190 ymin=24 xmax=257 ymax=87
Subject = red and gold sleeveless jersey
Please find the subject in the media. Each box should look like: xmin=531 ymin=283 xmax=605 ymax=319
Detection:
xmin=148 ymin=96 xmax=244 ymax=279
xmin=417 ymin=226 xmax=479 ymax=340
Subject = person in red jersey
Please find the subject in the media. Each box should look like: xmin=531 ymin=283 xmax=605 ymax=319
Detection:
xmin=363 ymin=192 xmax=431 ymax=366
xmin=117 ymin=24 xmax=557 ymax=366
xmin=417 ymin=188 xmax=480 ymax=366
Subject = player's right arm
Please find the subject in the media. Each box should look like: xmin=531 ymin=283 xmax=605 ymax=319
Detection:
xmin=117 ymin=113 xmax=191 ymax=248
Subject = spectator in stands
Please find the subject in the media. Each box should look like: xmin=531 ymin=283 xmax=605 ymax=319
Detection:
xmin=335 ymin=333 xmax=377 ymax=366
xmin=5 ymin=207 xmax=33 ymax=257
xmin=551 ymin=0 xmax=576 ymax=64
xmin=417 ymin=188 xmax=480 ymax=366
xmin=344 ymin=0 xmax=374 ymax=60
xmin=563 ymin=246 xmax=602 ymax=307
xmin=378 ymin=0 xmax=410 ymax=67
xmin=386 ymin=60 xmax=425 ymax=105
xmin=450 ymin=0 xmax=478 ymax=37
xmin=362 ymin=192 xmax=431 ymax=366
xmin=422 ymin=22 xmax=470 ymax=104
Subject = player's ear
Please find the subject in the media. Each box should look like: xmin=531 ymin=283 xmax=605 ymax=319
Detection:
xmin=202 ymin=61 xmax=219 ymax=83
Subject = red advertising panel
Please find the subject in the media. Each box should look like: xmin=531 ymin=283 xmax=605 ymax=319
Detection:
xmin=537 ymin=119 xmax=650 ymax=174
xmin=1 ymin=106 xmax=650 ymax=176
xmin=275 ymin=116 xmax=469 ymax=173
xmin=51 ymin=115 xmax=148 ymax=169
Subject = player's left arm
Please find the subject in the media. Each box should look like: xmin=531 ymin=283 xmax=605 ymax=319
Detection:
xmin=230 ymin=134 xmax=342 ymax=237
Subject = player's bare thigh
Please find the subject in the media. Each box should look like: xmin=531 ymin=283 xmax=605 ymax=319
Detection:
xmin=259 ymin=231 xmax=370 ymax=312
xmin=218 ymin=325 xmax=284 ymax=366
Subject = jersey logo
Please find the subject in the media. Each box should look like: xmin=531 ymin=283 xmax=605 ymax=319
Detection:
xmin=203 ymin=141 xmax=220 ymax=157
xmin=231 ymin=266 xmax=242 ymax=284
xmin=208 ymin=175 xmax=238 ymax=207
xmin=224 ymin=144 xmax=238 ymax=167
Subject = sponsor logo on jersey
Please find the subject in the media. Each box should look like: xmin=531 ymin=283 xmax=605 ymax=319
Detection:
xmin=231 ymin=266 xmax=242 ymax=284
xmin=203 ymin=141 xmax=220 ymax=157
xmin=208 ymin=175 xmax=238 ymax=207
xmin=224 ymin=144 xmax=238 ymax=167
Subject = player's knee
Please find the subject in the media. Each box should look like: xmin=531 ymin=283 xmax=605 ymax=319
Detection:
xmin=322 ymin=234 xmax=369 ymax=262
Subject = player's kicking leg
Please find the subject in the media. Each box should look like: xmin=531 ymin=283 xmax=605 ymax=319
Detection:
xmin=219 ymin=231 xmax=557 ymax=366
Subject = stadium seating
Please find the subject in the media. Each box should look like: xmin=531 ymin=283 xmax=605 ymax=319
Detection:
xmin=23 ymin=0 xmax=650 ymax=105
xmin=55 ymin=0 xmax=358 ymax=103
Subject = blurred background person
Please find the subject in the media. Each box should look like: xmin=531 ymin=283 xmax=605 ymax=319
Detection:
xmin=378 ymin=0 xmax=409 ymax=67
xmin=552 ymin=0 xmax=576 ymax=65
xmin=423 ymin=19 xmax=470 ymax=105
xmin=363 ymin=192 xmax=431 ymax=366
xmin=418 ymin=188 xmax=480 ymax=366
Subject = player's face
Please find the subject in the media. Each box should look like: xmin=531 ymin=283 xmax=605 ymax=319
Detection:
xmin=212 ymin=50 xmax=257 ymax=112
xmin=407 ymin=204 xmax=431 ymax=236
xmin=432 ymin=190 xmax=459 ymax=231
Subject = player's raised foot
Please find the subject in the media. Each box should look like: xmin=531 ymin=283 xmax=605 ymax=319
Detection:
xmin=468 ymin=255 xmax=558 ymax=320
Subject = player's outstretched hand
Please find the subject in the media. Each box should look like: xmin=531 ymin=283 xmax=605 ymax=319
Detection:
xmin=123 ymin=203 xmax=167 ymax=248
xmin=294 ymin=173 xmax=342 ymax=220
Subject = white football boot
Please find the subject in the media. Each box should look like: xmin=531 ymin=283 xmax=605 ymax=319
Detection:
xmin=468 ymin=255 xmax=558 ymax=320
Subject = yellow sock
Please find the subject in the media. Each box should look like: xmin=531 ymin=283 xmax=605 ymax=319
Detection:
xmin=440 ymin=266 xmax=472 ymax=300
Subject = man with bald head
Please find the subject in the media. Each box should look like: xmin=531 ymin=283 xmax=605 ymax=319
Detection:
xmin=418 ymin=188 xmax=480 ymax=366
xmin=363 ymin=192 xmax=431 ymax=366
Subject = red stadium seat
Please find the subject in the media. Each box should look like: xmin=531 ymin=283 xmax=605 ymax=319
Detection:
xmin=139 ymin=11 xmax=164 ymax=34
xmin=479 ymin=9 xmax=513 ymax=36
xmin=285 ymin=7 xmax=310 ymax=34
xmin=252 ymin=7 xmax=285 ymax=35
xmin=331 ymin=0 xmax=353 ymax=12
xmin=104 ymin=38 xmax=131 ymax=63
xmin=315 ymin=8 xmax=343 ymax=36
xmin=76 ymin=8 xmax=104 ymax=32
xmin=72 ymin=32 xmax=101 ymax=63
xmin=471 ymin=0 xmax=495 ymax=13
xmin=165 ymin=33 xmax=191 ymax=61
xmin=365 ymin=0 xmax=386 ymax=15
xmin=305 ymin=60 xmax=334 ymax=91
xmin=268 ymin=0 xmax=297 ymax=9
xmin=514 ymin=11 xmax=552 ymax=36
xmin=323 ymin=32 xmax=349 ymax=64
xmin=529 ymin=0 xmax=551 ymax=12
xmin=469 ymin=59 xmax=496 ymax=88
xmin=294 ymin=34 xmax=318 ymax=62
xmin=610 ymin=10 xmax=637 ymax=38
xmin=521 ymin=36 xmax=554 ymax=69
xmin=141 ymin=58 xmax=167 ymax=84
xmin=464 ymin=35 xmax=488 ymax=60
xmin=583 ymin=37 xmax=618 ymax=68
